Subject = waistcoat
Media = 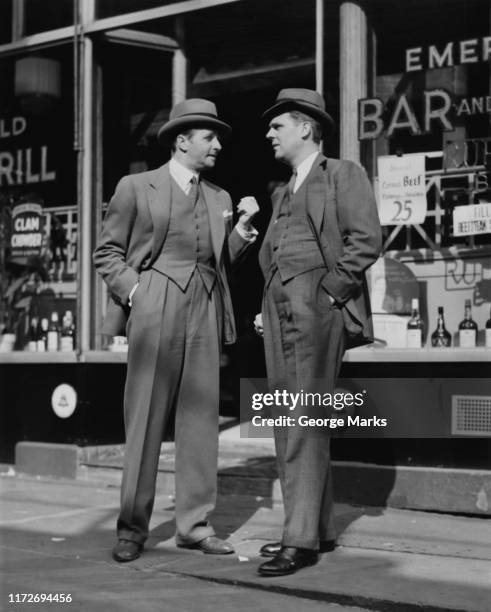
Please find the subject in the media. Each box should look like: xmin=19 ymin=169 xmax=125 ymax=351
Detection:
xmin=269 ymin=177 xmax=324 ymax=282
xmin=152 ymin=179 xmax=216 ymax=293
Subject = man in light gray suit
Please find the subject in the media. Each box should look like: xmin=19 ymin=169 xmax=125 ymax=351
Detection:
xmin=255 ymin=89 xmax=382 ymax=576
xmin=94 ymin=99 xmax=258 ymax=562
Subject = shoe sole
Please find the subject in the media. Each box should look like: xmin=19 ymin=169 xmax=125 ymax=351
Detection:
xmin=112 ymin=553 xmax=141 ymax=563
xmin=261 ymin=543 xmax=336 ymax=558
xmin=177 ymin=544 xmax=235 ymax=555
xmin=257 ymin=559 xmax=318 ymax=577
xmin=257 ymin=561 xmax=317 ymax=578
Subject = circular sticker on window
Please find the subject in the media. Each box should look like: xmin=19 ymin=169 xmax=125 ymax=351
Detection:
xmin=51 ymin=384 xmax=77 ymax=419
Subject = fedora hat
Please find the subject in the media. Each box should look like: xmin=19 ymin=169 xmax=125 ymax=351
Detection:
xmin=262 ymin=88 xmax=334 ymax=135
xmin=157 ymin=98 xmax=231 ymax=143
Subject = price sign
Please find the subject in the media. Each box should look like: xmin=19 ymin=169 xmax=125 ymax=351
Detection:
xmin=377 ymin=154 xmax=427 ymax=226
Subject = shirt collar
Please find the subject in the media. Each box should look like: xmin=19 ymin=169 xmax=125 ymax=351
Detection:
xmin=293 ymin=151 xmax=320 ymax=192
xmin=169 ymin=158 xmax=200 ymax=193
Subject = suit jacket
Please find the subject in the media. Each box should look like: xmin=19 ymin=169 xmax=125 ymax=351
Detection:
xmin=93 ymin=162 xmax=250 ymax=344
xmin=259 ymin=154 xmax=382 ymax=349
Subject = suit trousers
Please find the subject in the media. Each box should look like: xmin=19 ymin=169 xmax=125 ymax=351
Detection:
xmin=262 ymin=268 xmax=346 ymax=549
xmin=117 ymin=268 xmax=221 ymax=545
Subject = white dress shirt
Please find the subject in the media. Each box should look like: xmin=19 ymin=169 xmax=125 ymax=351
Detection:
xmin=292 ymin=150 xmax=320 ymax=193
xmin=169 ymin=158 xmax=199 ymax=194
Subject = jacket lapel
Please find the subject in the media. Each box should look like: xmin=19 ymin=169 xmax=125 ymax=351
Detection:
xmin=259 ymin=184 xmax=288 ymax=273
xmin=201 ymin=180 xmax=225 ymax=263
xmin=147 ymin=163 xmax=172 ymax=262
xmin=306 ymin=154 xmax=331 ymax=233
xmin=270 ymin=184 xmax=288 ymax=225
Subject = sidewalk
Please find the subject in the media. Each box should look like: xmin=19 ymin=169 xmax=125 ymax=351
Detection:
xmin=1 ymin=469 xmax=489 ymax=612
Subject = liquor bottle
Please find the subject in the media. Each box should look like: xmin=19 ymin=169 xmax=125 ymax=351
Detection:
xmin=27 ymin=317 xmax=38 ymax=351
xmin=458 ymin=299 xmax=478 ymax=348
xmin=37 ymin=318 xmax=48 ymax=352
xmin=1 ymin=314 xmax=12 ymax=335
xmin=430 ymin=306 xmax=452 ymax=347
xmin=0 ymin=314 xmax=16 ymax=352
xmin=47 ymin=312 xmax=60 ymax=351
xmin=485 ymin=307 xmax=491 ymax=349
xmin=407 ymin=298 xmax=424 ymax=348
xmin=60 ymin=310 xmax=75 ymax=352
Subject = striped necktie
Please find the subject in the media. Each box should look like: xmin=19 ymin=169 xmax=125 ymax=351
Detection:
xmin=287 ymin=170 xmax=297 ymax=197
xmin=189 ymin=176 xmax=200 ymax=206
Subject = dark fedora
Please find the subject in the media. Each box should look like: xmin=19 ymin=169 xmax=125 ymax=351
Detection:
xmin=157 ymin=98 xmax=231 ymax=143
xmin=262 ymin=88 xmax=335 ymax=135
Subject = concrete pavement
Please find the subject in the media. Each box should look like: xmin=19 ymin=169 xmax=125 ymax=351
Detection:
xmin=1 ymin=472 xmax=490 ymax=612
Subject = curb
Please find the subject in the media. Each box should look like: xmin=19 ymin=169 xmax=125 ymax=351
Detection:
xmin=14 ymin=441 xmax=491 ymax=516
xmin=171 ymin=571 xmax=471 ymax=612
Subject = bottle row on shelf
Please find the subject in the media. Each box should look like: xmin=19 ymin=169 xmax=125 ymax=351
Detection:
xmin=407 ymin=299 xmax=491 ymax=349
xmin=25 ymin=311 xmax=76 ymax=352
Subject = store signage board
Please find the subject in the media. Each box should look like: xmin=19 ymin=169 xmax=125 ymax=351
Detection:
xmin=359 ymin=36 xmax=491 ymax=141
xmin=377 ymin=154 xmax=427 ymax=226
xmin=405 ymin=37 xmax=491 ymax=72
xmin=359 ymin=91 xmax=491 ymax=140
xmin=0 ymin=115 xmax=56 ymax=187
xmin=453 ymin=203 xmax=491 ymax=236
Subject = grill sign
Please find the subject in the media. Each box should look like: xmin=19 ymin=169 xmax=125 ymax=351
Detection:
xmin=0 ymin=116 xmax=56 ymax=187
xmin=11 ymin=203 xmax=44 ymax=259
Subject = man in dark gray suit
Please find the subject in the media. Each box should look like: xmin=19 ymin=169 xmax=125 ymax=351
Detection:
xmin=254 ymin=89 xmax=382 ymax=576
xmin=94 ymin=99 xmax=258 ymax=562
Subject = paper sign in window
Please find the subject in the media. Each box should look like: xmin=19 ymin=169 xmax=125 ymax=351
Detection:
xmin=377 ymin=154 xmax=427 ymax=226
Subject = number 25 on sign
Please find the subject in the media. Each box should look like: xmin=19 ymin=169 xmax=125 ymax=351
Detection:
xmin=377 ymin=154 xmax=427 ymax=226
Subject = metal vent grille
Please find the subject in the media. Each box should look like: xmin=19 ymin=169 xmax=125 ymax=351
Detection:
xmin=451 ymin=395 xmax=491 ymax=437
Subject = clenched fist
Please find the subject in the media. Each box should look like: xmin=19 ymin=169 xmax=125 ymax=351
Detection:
xmin=254 ymin=313 xmax=263 ymax=337
xmin=237 ymin=196 xmax=259 ymax=231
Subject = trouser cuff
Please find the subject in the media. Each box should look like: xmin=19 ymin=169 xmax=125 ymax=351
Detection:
xmin=117 ymin=529 xmax=146 ymax=544
xmin=282 ymin=537 xmax=318 ymax=550
xmin=175 ymin=524 xmax=215 ymax=546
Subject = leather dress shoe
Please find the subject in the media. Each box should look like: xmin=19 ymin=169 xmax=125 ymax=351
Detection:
xmin=112 ymin=539 xmax=143 ymax=563
xmin=178 ymin=536 xmax=234 ymax=555
xmin=260 ymin=539 xmax=336 ymax=557
xmin=258 ymin=546 xmax=318 ymax=576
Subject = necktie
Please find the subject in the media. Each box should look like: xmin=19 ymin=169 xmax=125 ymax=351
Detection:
xmin=189 ymin=176 xmax=199 ymax=206
xmin=287 ymin=170 xmax=297 ymax=197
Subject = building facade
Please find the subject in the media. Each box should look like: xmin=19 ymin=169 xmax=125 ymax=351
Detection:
xmin=0 ymin=1 xmax=490 ymax=495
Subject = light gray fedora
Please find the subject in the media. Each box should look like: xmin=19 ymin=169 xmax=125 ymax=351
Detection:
xmin=157 ymin=98 xmax=231 ymax=143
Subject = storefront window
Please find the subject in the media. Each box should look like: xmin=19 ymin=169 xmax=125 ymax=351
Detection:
xmin=94 ymin=42 xmax=173 ymax=351
xmin=97 ymin=0 xmax=180 ymax=19
xmin=0 ymin=46 xmax=78 ymax=354
xmin=0 ymin=1 xmax=12 ymax=45
xmin=101 ymin=44 xmax=173 ymax=197
xmin=24 ymin=0 xmax=73 ymax=35
xmin=94 ymin=0 xmax=338 ymax=353
xmin=360 ymin=0 xmax=491 ymax=350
